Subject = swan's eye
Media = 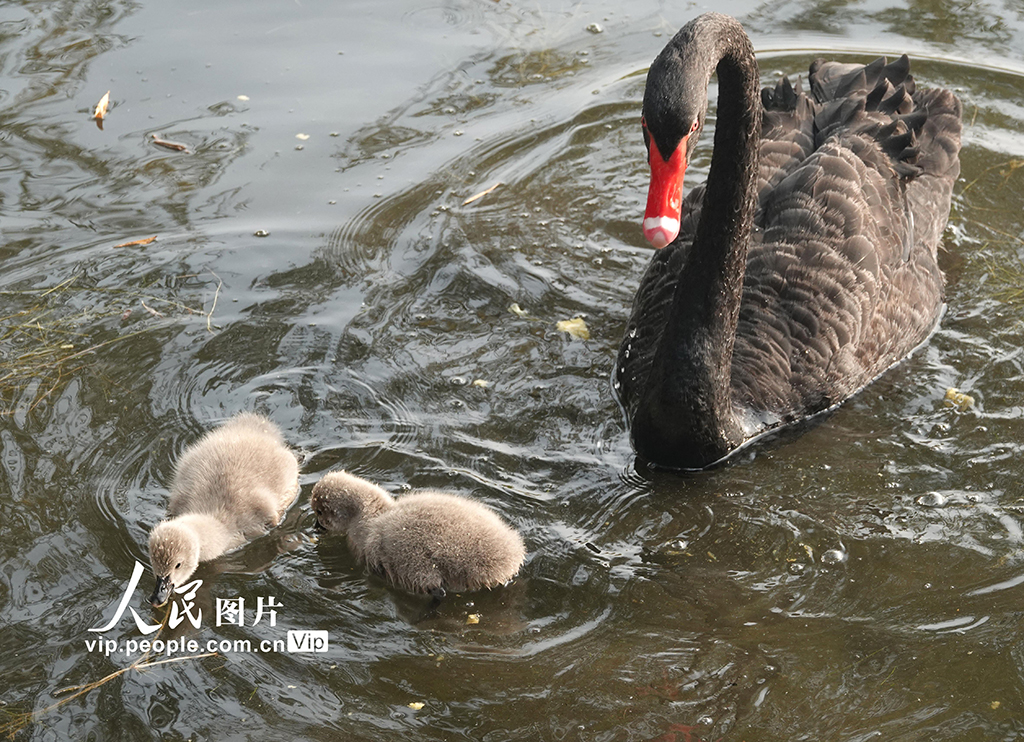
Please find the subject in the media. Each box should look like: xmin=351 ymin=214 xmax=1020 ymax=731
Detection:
xmin=175 ymin=562 xmax=181 ymax=569
xmin=689 ymin=120 xmax=700 ymax=135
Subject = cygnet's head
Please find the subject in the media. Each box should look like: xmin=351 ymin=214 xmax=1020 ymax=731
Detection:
xmin=148 ymin=520 xmax=201 ymax=606
xmin=310 ymin=471 xmax=394 ymax=532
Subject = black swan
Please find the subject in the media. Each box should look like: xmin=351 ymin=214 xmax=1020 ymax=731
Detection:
xmin=615 ymin=13 xmax=962 ymax=469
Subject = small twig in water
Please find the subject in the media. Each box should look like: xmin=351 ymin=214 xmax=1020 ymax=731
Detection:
xmin=960 ymin=158 xmax=1024 ymax=195
xmin=463 ymin=182 xmax=503 ymax=206
xmin=151 ymin=134 xmax=189 ymax=152
xmin=140 ymin=300 xmax=164 ymax=318
xmin=0 ymin=603 xmax=215 ymax=739
xmin=206 ymin=273 xmax=222 ymax=334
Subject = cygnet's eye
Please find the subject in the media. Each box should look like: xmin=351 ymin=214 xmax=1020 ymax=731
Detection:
xmin=175 ymin=562 xmax=182 ymax=569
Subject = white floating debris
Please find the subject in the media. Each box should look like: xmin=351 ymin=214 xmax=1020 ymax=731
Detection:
xmin=916 ymin=492 xmax=948 ymax=508
xmin=820 ymin=549 xmax=847 ymax=566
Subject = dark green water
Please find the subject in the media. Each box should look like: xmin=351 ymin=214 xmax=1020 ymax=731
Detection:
xmin=2 ymin=0 xmax=1024 ymax=739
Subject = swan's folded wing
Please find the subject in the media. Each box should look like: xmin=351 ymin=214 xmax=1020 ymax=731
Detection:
xmin=756 ymin=75 xmax=819 ymax=214
xmin=906 ymin=87 xmax=963 ymax=251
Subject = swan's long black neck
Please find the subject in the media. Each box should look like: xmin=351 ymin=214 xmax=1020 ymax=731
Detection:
xmin=632 ymin=15 xmax=762 ymax=467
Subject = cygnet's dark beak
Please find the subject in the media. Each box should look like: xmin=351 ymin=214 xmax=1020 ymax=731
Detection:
xmin=150 ymin=576 xmax=172 ymax=607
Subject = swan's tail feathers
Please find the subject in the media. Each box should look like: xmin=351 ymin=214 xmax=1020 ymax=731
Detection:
xmin=875 ymin=114 xmax=925 ymax=178
xmin=760 ymin=74 xmax=815 ymax=130
xmin=757 ymin=75 xmax=817 ymax=210
xmin=762 ymin=74 xmax=804 ymax=111
xmin=808 ymin=54 xmax=914 ymax=105
xmin=808 ymin=53 xmax=961 ymax=188
xmin=904 ymin=87 xmax=963 ymax=250
xmin=910 ymin=88 xmax=963 ymax=181
xmin=813 ymin=95 xmax=868 ymax=142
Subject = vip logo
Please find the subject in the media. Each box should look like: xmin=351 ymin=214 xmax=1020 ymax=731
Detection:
xmin=286 ymin=630 xmax=328 ymax=653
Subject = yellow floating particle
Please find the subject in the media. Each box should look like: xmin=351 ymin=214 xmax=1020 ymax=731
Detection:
xmin=472 ymin=379 xmax=489 ymax=388
xmin=944 ymin=387 xmax=974 ymax=412
xmin=466 ymin=613 xmax=481 ymax=625
xmin=408 ymin=702 xmax=425 ymax=711
xmin=991 ymin=700 xmax=1001 ymax=710
xmin=509 ymin=303 xmax=528 ymax=317
xmin=556 ymin=316 xmax=590 ymax=340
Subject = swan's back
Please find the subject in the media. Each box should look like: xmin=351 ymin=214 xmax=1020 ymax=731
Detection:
xmin=167 ymin=413 xmax=300 ymax=534
xmin=361 ymin=492 xmax=526 ymax=594
xmin=732 ymin=56 xmax=961 ymax=418
xmin=622 ymin=53 xmax=962 ymax=439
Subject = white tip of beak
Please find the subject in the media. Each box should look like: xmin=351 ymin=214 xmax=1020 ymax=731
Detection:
xmin=642 ymin=217 xmax=680 ymax=249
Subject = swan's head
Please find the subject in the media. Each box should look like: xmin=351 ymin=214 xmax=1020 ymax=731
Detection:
xmin=311 ymin=471 xmax=394 ymax=533
xmin=148 ymin=520 xmax=201 ymax=606
xmin=640 ymin=29 xmax=710 ymax=248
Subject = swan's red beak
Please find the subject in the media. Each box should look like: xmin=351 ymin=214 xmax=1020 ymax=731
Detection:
xmin=643 ymin=135 xmax=687 ymax=249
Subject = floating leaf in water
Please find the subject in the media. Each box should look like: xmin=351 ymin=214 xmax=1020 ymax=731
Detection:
xmin=92 ymin=90 xmax=110 ymax=130
xmin=944 ymin=387 xmax=974 ymax=411
xmin=114 ymin=236 xmax=157 ymax=248
xmin=93 ymin=91 xmax=110 ymax=120
xmin=556 ymin=316 xmax=590 ymax=340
